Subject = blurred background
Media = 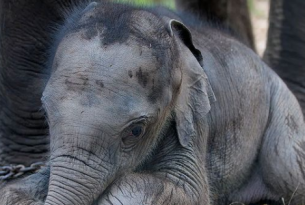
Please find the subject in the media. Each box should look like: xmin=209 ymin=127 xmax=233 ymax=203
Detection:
xmin=119 ymin=0 xmax=270 ymax=56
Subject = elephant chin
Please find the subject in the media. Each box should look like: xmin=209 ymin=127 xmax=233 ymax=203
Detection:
xmin=44 ymin=156 xmax=115 ymax=205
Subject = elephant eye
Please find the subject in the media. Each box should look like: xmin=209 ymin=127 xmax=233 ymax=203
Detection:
xmin=131 ymin=126 xmax=143 ymax=137
xmin=122 ymin=122 xmax=146 ymax=150
xmin=125 ymin=124 xmax=145 ymax=139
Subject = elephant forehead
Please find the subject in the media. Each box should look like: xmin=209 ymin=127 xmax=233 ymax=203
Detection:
xmin=54 ymin=33 xmax=157 ymax=73
xmin=52 ymin=38 xmax=138 ymax=83
xmin=44 ymin=35 xmax=173 ymax=129
xmin=49 ymin=33 xmax=172 ymax=103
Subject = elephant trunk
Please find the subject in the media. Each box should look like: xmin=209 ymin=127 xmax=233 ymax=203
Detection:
xmin=44 ymin=127 xmax=118 ymax=205
xmin=45 ymin=158 xmax=111 ymax=205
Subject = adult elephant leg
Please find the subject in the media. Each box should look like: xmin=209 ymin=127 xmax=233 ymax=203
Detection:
xmin=0 ymin=0 xmax=82 ymax=166
xmin=264 ymin=0 xmax=305 ymax=115
xmin=175 ymin=0 xmax=256 ymax=51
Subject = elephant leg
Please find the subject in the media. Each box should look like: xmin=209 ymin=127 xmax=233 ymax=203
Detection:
xmin=264 ymin=0 xmax=305 ymax=115
xmin=259 ymin=84 xmax=305 ymax=204
xmin=97 ymin=131 xmax=211 ymax=205
xmin=0 ymin=167 xmax=49 ymax=205
xmin=97 ymin=173 xmax=209 ymax=205
xmin=0 ymin=0 xmax=87 ymax=166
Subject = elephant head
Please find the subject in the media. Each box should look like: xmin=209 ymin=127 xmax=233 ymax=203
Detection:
xmin=41 ymin=2 xmax=215 ymax=204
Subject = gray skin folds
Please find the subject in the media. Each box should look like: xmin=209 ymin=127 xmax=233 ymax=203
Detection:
xmin=0 ymin=0 xmax=86 ymax=167
xmin=1 ymin=1 xmax=305 ymax=205
xmin=264 ymin=0 xmax=305 ymax=116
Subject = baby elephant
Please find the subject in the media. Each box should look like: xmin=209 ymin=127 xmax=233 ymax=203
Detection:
xmin=1 ymin=1 xmax=305 ymax=205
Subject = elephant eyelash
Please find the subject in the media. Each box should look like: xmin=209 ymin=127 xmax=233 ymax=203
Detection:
xmin=121 ymin=116 xmax=149 ymax=130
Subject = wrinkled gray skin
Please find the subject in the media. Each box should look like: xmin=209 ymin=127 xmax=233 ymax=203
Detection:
xmin=1 ymin=2 xmax=305 ymax=205
xmin=264 ymin=0 xmax=305 ymax=116
xmin=0 ymin=0 xmax=85 ymax=166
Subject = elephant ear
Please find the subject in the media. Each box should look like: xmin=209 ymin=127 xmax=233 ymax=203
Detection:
xmin=168 ymin=20 xmax=216 ymax=147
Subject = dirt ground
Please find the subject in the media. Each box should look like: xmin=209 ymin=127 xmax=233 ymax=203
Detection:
xmin=250 ymin=0 xmax=270 ymax=56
